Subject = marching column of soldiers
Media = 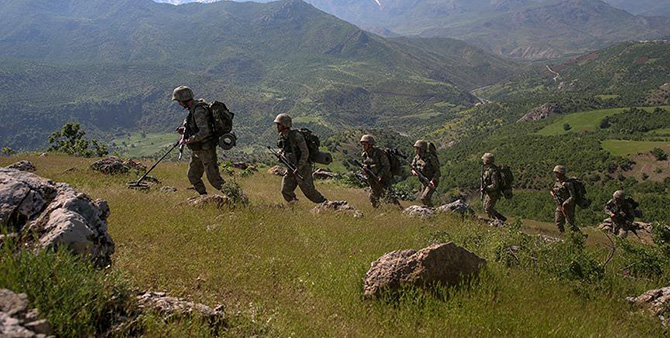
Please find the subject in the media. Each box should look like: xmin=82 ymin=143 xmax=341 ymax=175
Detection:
xmin=171 ymin=85 xmax=645 ymax=238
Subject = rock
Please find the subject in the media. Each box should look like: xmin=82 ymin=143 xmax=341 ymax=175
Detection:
xmin=0 ymin=168 xmax=114 ymax=265
xmin=311 ymin=200 xmax=362 ymax=218
xmin=403 ymin=205 xmax=434 ymax=218
xmin=7 ymin=160 xmax=36 ymax=172
xmin=136 ymin=291 xmax=226 ymax=328
xmin=124 ymin=159 xmax=147 ymax=172
xmin=232 ymin=162 xmax=257 ymax=171
xmin=363 ymin=243 xmax=486 ymax=297
xmin=597 ymin=218 xmax=650 ymax=238
xmin=90 ymin=157 xmax=129 ymax=175
xmin=268 ymin=165 xmax=287 ymax=176
xmin=517 ymin=102 xmax=563 ymax=122
xmin=313 ymin=169 xmax=338 ymax=180
xmin=436 ymin=199 xmax=474 ymax=216
xmin=159 ymin=186 xmax=178 ymax=193
xmin=185 ymin=195 xmax=231 ymax=209
xmin=39 ymin=153 xmax=48 ymax=158
xmin=488 ymin=219 xmax=505 ymax=228
xmin=0 ymin=289 xmax=52 ymax=337
xmin=627 ymin=286 xmax=670 ymax=325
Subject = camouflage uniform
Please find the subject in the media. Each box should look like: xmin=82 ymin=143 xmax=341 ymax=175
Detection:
xmin=184 ymin=99 xmax=225 ymax=195
xmin=605 ymin=196 xmax=639 ymax=237
xmin=411 ymin=153 xmax=440 ymax=207
xmin=482 ymin=165 xmax=506 ymax=221
xmin=362 ymin=146 xmax=399 ymax=208
xmin=552 ymin=179 xmax=578 ymax=233
xmin=278 ymin=129 xmax=326 ymax=203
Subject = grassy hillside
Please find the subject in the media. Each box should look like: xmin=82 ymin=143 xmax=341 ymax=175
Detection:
xmin=537 ymin=106 xmax=670 ymax=136
xmin=1 ymin=154 xmax=669 ymax=336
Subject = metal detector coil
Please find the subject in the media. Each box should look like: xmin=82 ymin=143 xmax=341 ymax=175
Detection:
xmin=218 ymin=133 xmax=237 ymax=150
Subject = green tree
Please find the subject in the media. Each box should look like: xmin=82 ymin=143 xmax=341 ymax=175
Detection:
xmin=1 ymin=147 xmax=16 ymax=156
xmin=47 ymin=123 xmax=108 ymax=158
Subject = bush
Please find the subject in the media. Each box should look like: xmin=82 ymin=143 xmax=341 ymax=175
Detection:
xmin=47 ymin=123 xmax=108 ymax=158
xmin=650 ymin=148 xmax=668 ymax=161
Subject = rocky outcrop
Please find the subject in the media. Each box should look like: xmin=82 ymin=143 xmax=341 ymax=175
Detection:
xmin=136 ymin=292 xmax=226 ymax=331
xmin=0 ymin=289 xmax=51 ymax=337
xmin=311 ymin=200 xmax=362 ymax=218
xmin=313 ymin=169 xmax=338 ymax=180
xmin=403 ymin=205 xmax=434 ymax=218
xmin=627 ymin=286 xmax=670 ymax=325
xmin=597 ymin=219 xmax=651 ymax=238
xmin=7 ymin=160 xmax=36 ymax=172
xmin=90 ymin=157 xmax=129 ymax=175
xmin=0 ymin=168 xmax=114 ymax=265
xmin=363 ymin=242 xmax=486 ymax=297
xmin=517 ymin=102 xmax=563 ymax=122
xmin=268 ymin=165 xmax=287 ymax=176
xmin=645 ymin=83 xmax=670 ymax=106
xmin=436 ymin=199 xmax=474 ymax=216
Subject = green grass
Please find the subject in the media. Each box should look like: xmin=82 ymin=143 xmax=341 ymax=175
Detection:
xmin=601 ymin=140 xmax=670 ymax=157
xmin=111 ymin=133 xmax=177 ymax=158
xmin=648 ymin=128 xmax=670 ymax=136
xmin=1 ymin=154 xmax=667 ymax=336
xmin=537 ymin=106 xmax=670 ymax=136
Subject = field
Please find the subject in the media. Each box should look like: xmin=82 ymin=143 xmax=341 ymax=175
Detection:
xmin=1 ymin=154 xmax=668 ymax=336
xmin=537 ymin=106 xmax=670 ymax=136
xmin=648 ymin=128 xmax=670 ymax=136
xmin=111 ymin=133 xmax=177 ymax=158
xmin=601 ymin=140 xmax=670 ymax=157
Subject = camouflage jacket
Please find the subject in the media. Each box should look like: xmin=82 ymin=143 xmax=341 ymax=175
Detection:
xmin=278 ymin=129 xmax=310 ymax=169
xmin=605 ymin=197 xmax=639 ymax=222
xmin=183 ymin=99 xmax=214 ymax=147
xmin=482 ymin=165 xmax=500 ymax=194
xmin=411 ymin=153 xmax=441 ymax=181
xmin=552 ymin=179 xmax=576 ymax=206
xmin=362 ymin=146 xmax=390 ymax=180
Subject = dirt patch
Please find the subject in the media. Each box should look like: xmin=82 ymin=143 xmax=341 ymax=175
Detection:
xmin=634 ymin=56 xmax=650 ymax=65
xmin=624 ymin=152 xmax=670 ymax=182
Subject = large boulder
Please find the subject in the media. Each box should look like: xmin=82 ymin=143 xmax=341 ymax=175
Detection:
xmin=436 ymin=199 xmax=474 ymax=216
xmin=0 ymin=289 xmax=51 ymax=337
xmin=597 ymin=218 xmax=651 ymax=238
xmin=311 ymin=200 xmax=362 ymax=218
xmin=363 ymin=242 xmax=486 ymax=297
xmin=627 ymin=286 xmax=670 ymax=325
xmin=90 ymin=157 xmax=129 ymax=175
xmin=6 ymin=160 xmax=36 ymax=172
xmin=0 ymin=168 xmax=114 ymax=265
xmin=403 ymin=205 xmax=434 ymax=218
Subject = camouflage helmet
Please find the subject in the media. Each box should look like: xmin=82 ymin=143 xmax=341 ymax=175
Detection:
xmin=413 ymin=140 xmax=428 ymax=151
xmin=481 ymin=153 xmax=495 ymax=163
xmin=172 ymin=86 xmax=194 ymax=102
xmin=360 ymin=134 xmax=375 ymax=145
xmin=273 ymin=114 xmax=292 ymax=128
xmin=613 ymin=190 xmax=625 ymax=200
xmin=553 ymin=165 xmax=567 ymax=175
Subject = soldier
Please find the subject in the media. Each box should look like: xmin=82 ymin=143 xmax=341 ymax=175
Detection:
xmin=360 ymin=135 xmax=400 ymax=208
xmin=274 ymin=114 xmax=327 ymax=204
xmin=550 ymin=165 xmax=580 ymax=233
xmin=173 ymin=86 xmax=226 ymax=196
xmin=480 ymin=153 xmax=506 ymax=222
xmin=411 ymin=140 xmax=440 ymax=207
xmin=605 ymin=190 xmax=641 ymax=238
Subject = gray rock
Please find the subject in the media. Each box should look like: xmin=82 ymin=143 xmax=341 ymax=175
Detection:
xmin=436 ymin=199 xmax=474 ymax=216
xmin=90 ymin=157 xmax=129 ymax=175
xmin=627 ymin=286 xmax=670 ymax=325
xmin=7 ymin=160 xmax=37 ymax=172
xmin=0 ymin=168 xmax=114 ymax=265
xmin=0 ymin=289 xmax=51 ymax=337
xmin=313 ymin=169 xmax=338 ymax=180
xmin=159 ymin=186 xmax=178 ymax=193
xmin=403 ymin=205 xmax=434 ymax=218
xmin=268 ymin=165 xmax=287 ymax=176
xmin=363 ymin=242 xmax=486 ymax=297
xmin=137 ymin=291 xmax=225 ymax=327
xmin=311 ymin=200 xmax=362 ymax=218
xmin=517 ymin=102 xmax=563 ymax=122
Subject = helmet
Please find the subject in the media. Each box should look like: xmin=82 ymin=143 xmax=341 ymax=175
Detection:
xmin=613 ymin=190 xmax=625 ymax=200
xmin=172 ymin=86 xmax=194 ymax=102
xmin=414 ymin=140 xmax=428 ymax=151
xmin=218 ymin=133 xmax=237 ymax=150
xmin=360 ymin=135 xmax=375 ymax=145
xmin=481 ymin=153 xmax=495 ymax=163
xmin=553 ymin=165 xmax=567 ymax=175
xmin=273 ymin=114 xmax=292 ymax=128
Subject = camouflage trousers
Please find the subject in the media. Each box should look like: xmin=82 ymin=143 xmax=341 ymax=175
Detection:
xmin=555 ymin=203 xmax=578 ymax=233
xmin=188 ymin=147 xmax=225 ymax=195
xmin=611 ymin=217 xmax=634 ymax=238
xmin=368 ymin=178 xmax=400 ymax=209
xmin=483 ymin=192 xmax=506 ymax=222
xmin=418 ymin=179 xmax=438 ymax=207
xmin=281 ymin=164 xmax=327 ymax=204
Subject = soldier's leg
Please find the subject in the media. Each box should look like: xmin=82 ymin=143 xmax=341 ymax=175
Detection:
xmin=281 ymin=172 xmax=299 ymax=202
xmin=297 ymin=166 xmax=326 ymax=203
xmin=188 ymin=151 xmax=207 ymax=195
xmin=201 ymin=148 xmax=226 ymax=191
xmin=484 ymin=194 xmax=504 ymax=221
xmin=383 ymin=185 xmax=401 ymax=207
xmin=420 ymin=185 xmax=434 ymax=207
xmin=565 ymin=204 xmax=579 ymax=232
xmin=555 ymin=207 xmax=566 ymax=233
xmin=368 ymin=179 xmax=382 ymax=208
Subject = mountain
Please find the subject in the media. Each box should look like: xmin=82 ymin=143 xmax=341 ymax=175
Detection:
xmin=0 ymin=0 xmax=517 ymax=150
xmin=287 ymin=0 xmax=670 ymax=59
xmin=602 ymin=0 xmax=670 ymax=16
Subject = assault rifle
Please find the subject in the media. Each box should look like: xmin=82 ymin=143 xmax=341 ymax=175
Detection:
xmin=480 ymin=165 xmax=485 ymax=201
xmin=549 ymin=188 xmax=567 ymax=218
xmin=348 ymin=159 xmax=379 ymax=182
xmin=267 ymin=146 xmax=303 ymax=180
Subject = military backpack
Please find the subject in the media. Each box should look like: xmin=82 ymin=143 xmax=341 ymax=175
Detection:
xmin=205 ymin=101 xmax=234 ymax=136
xmin=498 ymin=165 xmax=514 ymax=199
xmin=384 ymin=148 xmax=404 ymax=176
xmin=297 ymin=128 xmax=333 ymax=165
xmin=568 ymin=177 xmax=592 ymax=209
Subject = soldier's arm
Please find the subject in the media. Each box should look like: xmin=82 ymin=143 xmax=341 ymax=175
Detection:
xmin=188 ymin=106 xmax=212 ymax=143
xmin=485 ymin=170 xmax=500 ymax=192
xmin=379 ymin=149 xmax=390 ymax=178
xmin=293 ymin=131 xmax=310 ymax=168
xmin=564 ymin=181 xmax=576 ymax=206
xmin=604 ymin=201 xmax=614 ymax=215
